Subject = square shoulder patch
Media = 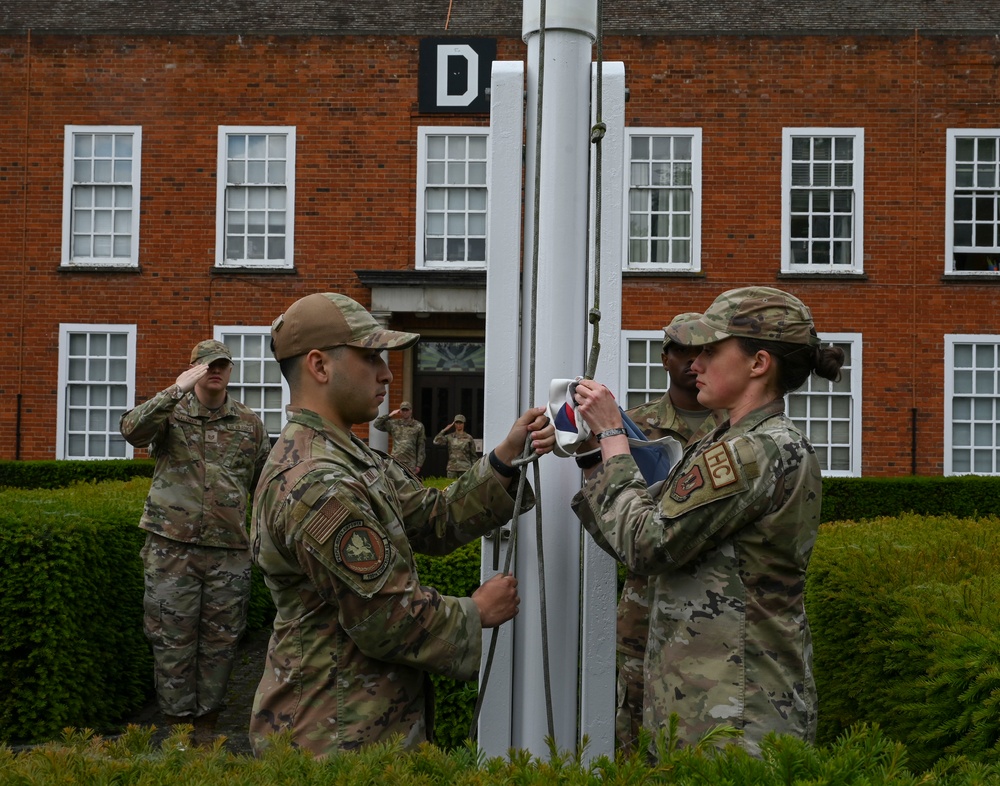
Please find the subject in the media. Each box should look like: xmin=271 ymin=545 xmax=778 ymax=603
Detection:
xmin=665 ymin=441 xmax=749 ymax=512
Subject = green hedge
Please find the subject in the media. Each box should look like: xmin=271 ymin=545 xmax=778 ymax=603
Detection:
xmin=3 ymin=723 xmax=1000 ymax=785
xmin=820 ymin=475 xmax=1000 ymax=522
xmin=0 ymin=480 xmax=152 ymax=742
xmin=807 ymin=514 xmax=1000 ymax=769
xmin=0 ymin=459 xmax=154 ymax=490
xmin=6 ymin=465 xmax=1000 ymax=766
xmin=0 ymin=478 xmax=275 ymax=744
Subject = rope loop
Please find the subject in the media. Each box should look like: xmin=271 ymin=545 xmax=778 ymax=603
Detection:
xmin=590 ymin=121 xmax=606 ymax=143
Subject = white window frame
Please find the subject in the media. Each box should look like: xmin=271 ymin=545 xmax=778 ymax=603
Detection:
xmin=620 ymin=330 xmax=669 ymax=411
xmin=214 ymin=326 xmax=289 ymax=442
xmin=61 ymin=126 xmax=142 ymax=268
xmin=945 ymin=334 xmax=1000 ymax=476
xmin=781 ymin=128 xmax=865 ymax=274
xmin=786 ymin=332 xmax=863 ymax=477
xmin=415 ymin=127 xmax=489 ymax=270
xmin=622 ymin=329 xmax=863 ymax=477
xmin=945 ymin=129 xmax=1000 ymax=275
xmin=623 ymin=128 xmax=702 ymax=273
xmin=216 ymin=126 xmax=296 ymax=269
xmin=56 ymin=324 xmax=137 ymax=460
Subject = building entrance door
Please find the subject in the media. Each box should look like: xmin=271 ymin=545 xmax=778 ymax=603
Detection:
xmin=412 ymin=340 xmax=486 ymax=478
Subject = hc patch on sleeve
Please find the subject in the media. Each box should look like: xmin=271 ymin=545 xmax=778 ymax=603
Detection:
xmin=703 ymin=443 xmax=738 ymax=490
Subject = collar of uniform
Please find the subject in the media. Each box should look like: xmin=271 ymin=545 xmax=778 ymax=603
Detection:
xmin=716 ymin=397 xmax=786 ymax=439
xmin=187 ymin=393 xmax=236 ymax=421
xmin=285 ymin=406 xmax=379 ymax=468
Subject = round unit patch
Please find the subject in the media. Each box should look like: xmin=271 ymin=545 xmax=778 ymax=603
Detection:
xmin=333 ymin=521 xmax=391 ymax=581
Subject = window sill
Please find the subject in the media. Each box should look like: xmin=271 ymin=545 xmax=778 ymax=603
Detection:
xmin=622 ymin=269 xmax=706 ymax=279
xmin=777 ymin=271 xmax=868 ymax=282
xmin=212 ymin=265 xmax=297 ymax=275
xmin=942 ymin=273 xmax=1000 ymax=282
xmin=59 ymin=264 xmax=141 ymax=273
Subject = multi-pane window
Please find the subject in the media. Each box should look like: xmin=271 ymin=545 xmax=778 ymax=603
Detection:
xmin=625 ymin=130 xmax=701 ymax=271
xmin=945 ymin=336 xmax=1000 ymax=475
xmin=217 ymin=127 xmax=295 ymax=268
xmin=215 ymin=327 xmax=288 ymax=442
xmin=782 ymin=129 xmax=864 ymax=273
xmin=946 ymin=130 xmax=1000 ymax=273
xmin=416 ymin=128 xmax=488 ymax=268
xmin=623 ymin=331 xmax=863 ymax=477
xmin=62 ymin=126 xmax=141 ymax=267
xmin=787 ymin=335 xmax=862 ymax=476
xmin=56 ymin=325 xmax=136 ymax=459
xmin=622 ymin=332 xmax=669 ymax=410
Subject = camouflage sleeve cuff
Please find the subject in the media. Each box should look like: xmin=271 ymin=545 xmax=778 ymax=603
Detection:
xmin=118 ymin=386 xmax=180 ymax=445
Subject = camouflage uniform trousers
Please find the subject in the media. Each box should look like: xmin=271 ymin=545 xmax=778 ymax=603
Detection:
xmin=140 ymin=532 xmax=251 ymax=719
xmin=616 ymin=651 xmax=645 ymax=754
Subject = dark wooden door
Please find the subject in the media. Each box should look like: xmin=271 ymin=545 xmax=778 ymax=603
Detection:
xmin=412 ymin=339 xmax=486 ymax=478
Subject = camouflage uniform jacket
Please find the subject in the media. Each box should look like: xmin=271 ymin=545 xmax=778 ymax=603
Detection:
xmin=572 ymin=399 xmax=820 ymax=755
xmin=120 ymin=385 xmax=270 ymax=549
xmin=432 ymin=428 xmax=479 ymax=474
xmin=250 ymin=406 xmax=534 ymax=757
xmin=372 ymin=414 xmax=426 ymax=471
xmin=619 ymin=395 xmax=718 ymax=663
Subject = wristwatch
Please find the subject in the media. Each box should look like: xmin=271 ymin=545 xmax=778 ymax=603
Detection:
xmin=595 ymin=427 xmax=627 ymax=441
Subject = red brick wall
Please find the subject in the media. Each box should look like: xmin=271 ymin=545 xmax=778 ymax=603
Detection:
xmin=0 ymin=30 xmax=997 ymax=474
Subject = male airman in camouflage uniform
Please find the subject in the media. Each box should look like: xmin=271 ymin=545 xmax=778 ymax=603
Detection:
xmin=249 ymin=292 xmax=555 ymax=757
xmin=373 ymin=400 xmax=426 ymax=474
xmin=615 ymin=312 xmax=718 ymax=754
xmin=569 ymin=288 xmax=832 ymax=757
xmin=432 ymin=414 xmax=479 ymax=478
xmin=120 ymin=339 xmax=270 ymax=745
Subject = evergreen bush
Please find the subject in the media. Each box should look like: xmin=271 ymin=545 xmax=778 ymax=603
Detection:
xmin=0 ymin=480 xmax=152 ymax=742
xmin=0 ymin=459 xmax=154 ymax=490
xmin=2 ymin=722 xmax=998 ymax=786
xmin=807 ymin=514 xmax=1000 ymax=769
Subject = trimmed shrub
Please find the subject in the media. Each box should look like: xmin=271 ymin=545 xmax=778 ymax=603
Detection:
xmin=808 ymin=514 xmax=1000 ymax=769
xmin=0 ymin=479 xmax=152 ymax=742
xmin=0 ymin=460 xmax=154 ymax=490
xmin=820 ymin=475 xmax=1000 ymax=522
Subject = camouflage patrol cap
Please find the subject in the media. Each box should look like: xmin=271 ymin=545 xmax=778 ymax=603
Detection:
xmin=190 ymin=339 xmax=232 ymax=365
xmin=400 ymin=401 xmax=412 ymax=410
xmin=453 ymin=414 xmax=466 ymax=423
xmin=665 ymin=286 xmax=820 ymax=347
xmin=662 ymin=312 xmax=703 ymax=352
xmin=270 ymin=293 xmax=419 ymax=361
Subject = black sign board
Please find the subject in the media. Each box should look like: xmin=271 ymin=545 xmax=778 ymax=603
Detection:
xmin=418 ymin=38 xmax=497 ymax=114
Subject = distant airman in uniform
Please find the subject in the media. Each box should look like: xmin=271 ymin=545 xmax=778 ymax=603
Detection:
xmin=373 ymin=400 xmax=426 ymax=475
xmin=433 ymin=414 xmax=479 ymax=478
xmin=120 ymin=339 xmax=270 ymax=746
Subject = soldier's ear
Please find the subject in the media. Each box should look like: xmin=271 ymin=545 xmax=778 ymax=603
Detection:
xmin=303 ymin=350 xmax=331 ymax=383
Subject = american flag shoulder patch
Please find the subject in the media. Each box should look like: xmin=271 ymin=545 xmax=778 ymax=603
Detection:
xmin=304 ymin=496 xmax=351 ymax=545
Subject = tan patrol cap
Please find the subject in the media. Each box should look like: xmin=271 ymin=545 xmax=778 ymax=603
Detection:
xmin=665 ymin=286 xmax=820 ymax=347
xmin=270 ymin=293 xmax=419 ymax=361
xmin=661 ymin=312 xmax=703 ymax=351
xmin=453 ymin=414 xmax=466 ymax=423
xmin=190 ymin=339 xmax=232 ymax=365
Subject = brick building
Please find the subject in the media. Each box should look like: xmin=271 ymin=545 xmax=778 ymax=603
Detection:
xmin=1 ymin=1 xmax=998 ymax=476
